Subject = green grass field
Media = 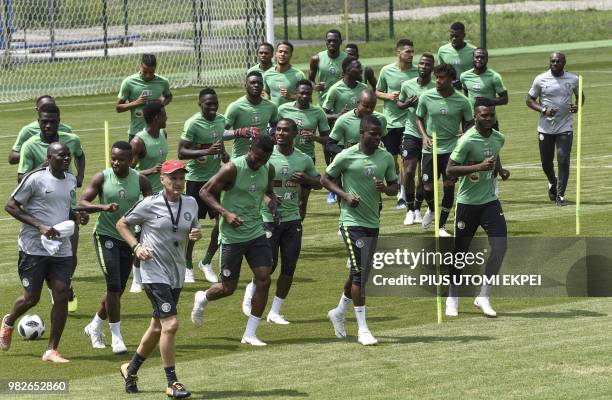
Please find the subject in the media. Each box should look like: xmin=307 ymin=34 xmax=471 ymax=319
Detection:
xmin=0 ymin=45 xmax=611 ymax=399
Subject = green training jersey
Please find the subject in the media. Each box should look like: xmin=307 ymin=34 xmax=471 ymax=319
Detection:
xmin=13 ymin=121 xmax=73 ymax=152
xmin=316 ymin=50 xmax=347 ymax=105
xmin=451 ymin=127 xmax=505 ymax=205
xmin=437 ymin=42 xmax=476 ymax=78
xmin=399 ymin=77 xmax=435 ymax=138
xmin=263 ymin=66 xmax=306 ymax=107
xmin=94 ymin=167 xmax=142 ymax=240
xmin=247 ymin=63 xmax=274 ymax=75
xmin=18 ymin=132 xmax=83 ymax=175
xmin=261 ymin=146 xmax=319 ymax=223
xmin=416 ymin=88 xmax=473 ymax=154
xmin=181 ymin=112 xmax=226 ymax=182
xmin=322 ymin=80 xmax=368 ymax=114
xmin=330 ymin=110 xmax=387 ymax=148
xmin=219 ymin=155 xmax=269 ymax=244
xmin=117 ymin=72 xmax=172 ymax=137
xmin=277 ymin=102 xmax=330 ymax=159
xmin=225 ymin=96 xmax=278 ymax=158
xmin=326 ymin=145 xmax=397 ymax=229
xmin=376 ymin=63 xmax=418 ymax=128
xmin=134 ymin=129 xmax=168 ymax=193
xmin=460 ymin=68 xmax=507 ymax=107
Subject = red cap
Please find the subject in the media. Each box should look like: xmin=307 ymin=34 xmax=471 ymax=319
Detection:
xmin=160 ymin=159 xmax=186 ymax=174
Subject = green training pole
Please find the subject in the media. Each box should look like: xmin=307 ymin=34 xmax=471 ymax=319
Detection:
xmin=575 ymin=75 xmax=583 ymax=235
xmin=432 ymin=132 xmax=442 ymax=323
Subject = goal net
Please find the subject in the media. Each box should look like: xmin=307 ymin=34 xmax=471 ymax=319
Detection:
xmin=0 ymin=0 xmax=266 ymax=103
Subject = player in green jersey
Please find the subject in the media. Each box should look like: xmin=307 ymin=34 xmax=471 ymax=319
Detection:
xmin=344 ymin=43 xmax=377 ymax=89
xmin=191 ymin=135 xmax=278 ymax=346
xmin=396 ymin=52 xmax=435 ymax=226
xmin=262 ymin=41 xmax=305 ymax=107
xmin=323 ymin=115 xmax=398 ymax=346
xmin=225 ymin=71 xmax=278 ymax=158
xmin=278 ymin=80 xmax=330 ymax=219
xmin=322 ymin=56 xmax=368 ymax=121
xmin=243 ymin=118 xmax=321 ymax=325
xmin=416 ymin=63 xmax=474 ymax=237
xmin=116 ymin=54 xmax=173 ymax=141
xmin=437 ymin=22 xmax=475 ymax=90
xmin=461 ymin=47 xmax=510 ymax=193
xmin=8 ymin=95 xmax=73 ymax=165
xmin=247 ymin=42 xmax=274 ymax=74
xmin=309 ymin=29 xmax=347 ymax=106
xmin=446 ymin=97 xmax=507 ymax=318
xmin=79 ymin=141 xmax=152 ymax=354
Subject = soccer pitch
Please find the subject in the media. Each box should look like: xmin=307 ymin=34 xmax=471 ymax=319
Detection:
xmin=0 ymin=46 xmax=611 ymax=399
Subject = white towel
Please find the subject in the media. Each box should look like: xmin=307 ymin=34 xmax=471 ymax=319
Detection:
xmin=41 ymin=220 xmax=75 ymax=255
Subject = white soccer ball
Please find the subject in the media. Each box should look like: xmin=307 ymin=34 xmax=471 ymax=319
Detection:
xmin=17 ymin=314 xmax=45 ymax=340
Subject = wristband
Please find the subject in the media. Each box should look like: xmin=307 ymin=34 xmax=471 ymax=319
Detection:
xmin=132 ymin=243 xmax=141 ymax=253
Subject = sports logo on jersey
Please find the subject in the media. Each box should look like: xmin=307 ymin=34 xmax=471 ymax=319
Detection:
xmin=161 ymin=303 xmax=172 ymax=313
xmin=355 ymin=239 xmax=365 ymax=248
xmin=281 ymin=165 xmax=289 ymax=177
xmin=457 ymin=221 xmax=466 ymax=230
xmin=252 ymin=113 xmax=261 ymax=125
xmin=248 ymin=182 xmax=257 ymax=192
xmin=184 ymin=212 xmax=192 ymax=221
xmin=329 ymin=66 xmax=338 ymax=76
xmin=118 ymin=189 xmax=127 ymax=199
xmin=350 ymin=97 xmax=358 ymax=107
xmin=105 ymin=240 xmax=114 ymax=249
xmin=469 ymin=172 xmax=480 ymax=182
xmin=483 ymin=149 xmax=493 ymax=158
xmin=440 ymin=107 xmax=448 ymax=115
xmin=473 ymin=82 xmax=481 ymax=91
xmin=539 ymin=134 xmax=544 ymax=141
xmin=222 ymin=269 xmax=231 ymax=277
xmin=22 ymin=278 xmax=30 ymax=288
xmin=423 ymin=173 xmax=429 ymax=182
xmin=265 ymin=230 xmax=273 ymax=239
xmin=158 ymin=148 xmax=164 ymax=156
xmin=296 ymin=118 xmax=304 ymax=127
xmin=211 ymin=130 xmax=219 ymax=140
xmin=364 ymin=166 xmax=374 ymax=177
xmin=141 ymin=89 xmax=152 ymax=98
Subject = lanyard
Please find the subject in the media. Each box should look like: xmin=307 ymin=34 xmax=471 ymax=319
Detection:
xmin=162 ymin=194 xmax=182 ymax=233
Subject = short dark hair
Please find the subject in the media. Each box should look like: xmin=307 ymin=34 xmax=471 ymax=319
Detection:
xmin=474 ymin=47 xmax=488 ymax=56
xmin=421 ymin=51 xmax=435 ymax=62
xmin=143 ymin=102 xmax=164 ymax=124
xmin=35 ymin=95 xmax=54 ymax=106
xmin=474 ymin=97 xmax=496 ymax=109
xmin=295 ymin=79 xmax=312 ymax=90
xmin=396 ymin=39 xmax=414 ymax=49
xmin=326 ymin=29 xmax=342 ymax=41
xmin=450 ymin=22 xmax=465 ymax=32
xmin=38 ymin=102 xmax=60 ymax=116
xmin=360 ymin=114 xmax=382 ymax=132
xmin=345 ymin=43 xmax=358 ymax=51
xmin=246 ymin=70 xmax=263 ymax=80
xmin=111 ymin=140 xmax=132 ymax=153
xmin=258 ymin=42 xmax=274 ymax=52
xmin=141 ymin=54 xmax=157 ymax=67
xmin=342 ymin=56 xmax=359 ymax=73
xmin=277 ymin=118 xmax=298 ymax=133
xmin=252 ymin=134 xmax=275 ymax=153
xmin=433 ymin=63 xmax=457 ymax=80
xmin=277 ymin=40 xmax=294 ymax=53
xmin=199 ymin=87 xmax=217 ymax=99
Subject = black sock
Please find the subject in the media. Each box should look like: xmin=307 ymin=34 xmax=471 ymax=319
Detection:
xmin=440 ymin=185 xmax=455 ymax=228
xmin=164 ymin=366 xmax=178 ymax=386
xmin=440 ymin=207 xmax=450 ymax=228
xmin=415 ymin=187 xmax=424 ymax=211
xmin=424 ymin=190 xmax=435 ymax=212
xmin=128 ymin=352 xmax=146 ymax=375
xmin=406 ymin=192 xmax=415 ymax=212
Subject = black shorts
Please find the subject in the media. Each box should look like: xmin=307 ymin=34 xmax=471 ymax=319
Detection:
xmin=220 ymin=235 xmax=273 ymax=281
xmin=454 ymin=200 xmax=507 ymax=241
xmin=340 ymin=225 xmax=379 ymax=286
xmin=17 ymin=252 xmax=73 ymax=293
xmin=400 ymin=135 xmax=423 ymax=161
xmin=421 ymin=153 xmax=453 ymax=183
xmin=264 ymin=220 xmax=302 ymax=276
xmin=143 ymin=283 xmax=181 ymax=319
xmin=381 ymin=127 xmax=404 ymax=155
xmin=186 ymin=180 xmax=220 ymax=219
xmin=93 ymin=233 xmax=133 ymax=293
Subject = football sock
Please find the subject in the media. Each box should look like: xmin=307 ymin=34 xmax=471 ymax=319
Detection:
xmin=270 ymin=296 xmax=284 ymax=315
xmin=337 ymin=294 xmax=351 ymax=315
xmin=201 ymin=251 xmax=214 ymax=266
xmin=164 ymin=366 xmax=178 ymax=386
xmin=132 ymin=266 xmax=142 ymax=284
xmin=479 ymin=284 xmax=492 ymax=298
xmin=415 ymin=186 xmax=424 ymax=210
xmin=354 ymin=306 xmax=368 ymax=331
xmin=398 ymin=185 xmax=406 ymax=201
xmin=91 ymin=313 xmax=104 ymax=330
xmin=440 ymin=186 xmax=455 ymax=227
xmin=128 ymin=352 xmax=146 ymax=375
xmin=185 ymin=259 xmax=193 ymax=270
xmin=244 ymin=315 xmax=261 ymax=337
xmin=109 ymin=321 xmax=122 ymax=339
xmin=406 ymin=191 xmax=416 ymax=212
xmin=424 ymin=189 xmax=435 ymax=211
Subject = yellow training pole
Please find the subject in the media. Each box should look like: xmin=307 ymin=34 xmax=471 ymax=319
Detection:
xmin=344 ymin=0 xmax=349 ymax=43
xmin=104 ymin=121 xmax=110 ymax=169
xmin=575 ymin=76 xmax=583 ymax=235
xmin=432 ymin=132 xmax=442 ymax=323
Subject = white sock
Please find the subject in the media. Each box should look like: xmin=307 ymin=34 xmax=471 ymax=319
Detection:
xmin=132 ymin=266 xmax=141 ymax=284
xmin=398 ymin=185 xmax=406 ymax=201
xmin=202 ymin=290 xmax=210 ymax=305
xmin=247 ymin=280 xmax=256 ymax=296
xmin=90 ymin=313 xmax=104 ymax=331
xmin=354 ymin=306 xmax=368 ymax=331
xmin=109 ymin=321 xmax=122 ymax=340
xmin=270 ymin=296 xmax=284 ymax=315
xmin=337 ymin=294 xmax=351 ymax=315
xmin=244 ymin=315 xmax=261 ymax=338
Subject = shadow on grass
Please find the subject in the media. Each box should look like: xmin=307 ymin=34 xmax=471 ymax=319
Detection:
xmin=291 ymin=315 xmax=399 ymax=324
xmin=377 ymin=334 xmax=495 ymax=344
xmin=176 ymin=343 xmax=240 ymax=352
xmin=498 ymin=308 xmax=607 ymax=319
xmin=206 ymin=335 xmax=339 ymax=346
xmin=193 ymin=388 xmax=308 ymax=399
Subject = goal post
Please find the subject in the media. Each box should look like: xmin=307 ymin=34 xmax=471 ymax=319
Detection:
xmin=0 ymin=0 xmax=268 ymax=103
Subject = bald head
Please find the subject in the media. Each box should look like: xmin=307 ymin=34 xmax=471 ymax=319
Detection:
xmin=47 ymin=142 xmax=71 ymax=173
xmin=356 ymin=89 xmax=377 ymax=117
xmin=549 ymin=52 xmax=566 ymax=76
xmin=359 ymin=89 xmax=376 ymax=103
xmin=48 ymin=142 xmax=68 ymax=157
